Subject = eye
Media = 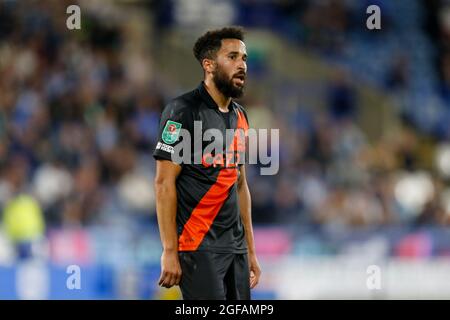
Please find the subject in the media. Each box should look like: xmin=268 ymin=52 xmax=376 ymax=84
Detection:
xmin=229 ymin=55 xmax=236 ymax=60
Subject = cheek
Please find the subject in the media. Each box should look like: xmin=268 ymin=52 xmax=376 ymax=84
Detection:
xmin=227 ymin=64 xmax=238 ymax=77
xmin=217 ymin=66 xmax=233 ymax=79
xmin=217 ymin=59 xmax=233 ymax=72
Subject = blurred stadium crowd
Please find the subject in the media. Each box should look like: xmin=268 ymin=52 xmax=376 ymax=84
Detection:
xmin=1 ymin=0 xmax=450 ymax=298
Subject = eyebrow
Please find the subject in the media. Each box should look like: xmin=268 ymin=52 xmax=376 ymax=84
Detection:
xmin=228 ymin=51 xmax=248 ymax=58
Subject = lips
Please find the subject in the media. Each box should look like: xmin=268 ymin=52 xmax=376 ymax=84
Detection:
xmin=233 ymin=73 xmax=246 ymax=85
xmin=234 ymin=78 xmax=244 ymax=85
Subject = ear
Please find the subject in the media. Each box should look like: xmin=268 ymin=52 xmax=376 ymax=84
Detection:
xmin=202 ymin=58 xmax=215 ymax=74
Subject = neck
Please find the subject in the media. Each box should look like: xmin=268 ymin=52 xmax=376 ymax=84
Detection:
xmin=204 ymin=78 xmax=231 ymax=112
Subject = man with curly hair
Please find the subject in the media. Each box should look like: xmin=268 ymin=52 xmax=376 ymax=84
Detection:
xmin=153 ymin=26 xmax=261 ymax=300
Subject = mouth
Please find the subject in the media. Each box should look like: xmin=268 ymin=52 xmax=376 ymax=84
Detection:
xmin=233 ymin=74 xmax=246 ymax=86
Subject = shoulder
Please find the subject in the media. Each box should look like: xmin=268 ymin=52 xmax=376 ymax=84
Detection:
xmin=162 ymin=89 xmax=200 ymax=119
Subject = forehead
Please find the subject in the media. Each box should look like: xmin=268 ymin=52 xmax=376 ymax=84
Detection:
xmin=218 ymin=39 xmax=246 ymax=54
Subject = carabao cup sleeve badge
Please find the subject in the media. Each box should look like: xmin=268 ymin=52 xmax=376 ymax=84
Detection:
xmin=162 ymin=120 xmax=182 ymax=144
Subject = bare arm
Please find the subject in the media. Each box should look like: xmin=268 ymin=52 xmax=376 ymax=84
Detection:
xmin=238 ymin=165 xmax=261 ymax=289
xmin=154 ymin=159 xmax=182 ymax=288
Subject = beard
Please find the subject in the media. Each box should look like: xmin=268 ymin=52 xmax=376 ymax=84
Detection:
xmin=213 ymin=65 xmax=245 ymax=99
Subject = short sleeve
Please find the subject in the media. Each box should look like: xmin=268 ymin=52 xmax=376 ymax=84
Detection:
xmin=152 ymin=100 xmax=192 ymax=163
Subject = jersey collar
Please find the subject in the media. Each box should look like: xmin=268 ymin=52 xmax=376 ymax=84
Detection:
xmin=197 ymin=82 xmax=236 ymax=111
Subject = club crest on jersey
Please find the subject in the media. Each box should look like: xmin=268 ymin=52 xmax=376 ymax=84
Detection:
xmin=162 ymin=120 xmax=182 ymax=144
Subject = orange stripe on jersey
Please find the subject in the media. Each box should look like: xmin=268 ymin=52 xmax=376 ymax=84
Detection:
xmin=177 ymin=109 xmax=248 ymax=251
xmin=229 ymin=110 xmax=249 ymax=153
xmin=236 ymin=110 xmax=249 ymax=131
xmin=178 ymin=168 xmax=237 ymax=251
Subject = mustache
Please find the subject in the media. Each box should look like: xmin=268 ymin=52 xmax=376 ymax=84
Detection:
xmin=233 ymin=71 xmax=246 ymax=79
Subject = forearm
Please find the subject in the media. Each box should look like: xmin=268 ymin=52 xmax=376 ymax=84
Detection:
xmin=155 ymin=180 xmax=179 ymax=252
xmin=238 ymin=180 xmax=256 ymax=254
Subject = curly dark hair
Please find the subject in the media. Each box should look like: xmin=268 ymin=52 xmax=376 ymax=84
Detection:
xmin=193 ymin=26 xmax=245 ymax=65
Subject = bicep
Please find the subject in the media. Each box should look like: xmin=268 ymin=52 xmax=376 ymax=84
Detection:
xmin=155 ymin=160 xmax=182 ymax=184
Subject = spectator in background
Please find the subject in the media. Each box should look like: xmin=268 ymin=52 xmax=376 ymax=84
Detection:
xmin=327 ymin=69 xmax=356 ymax=121
xmin=3 ymin=194 xmax=45 ymax=260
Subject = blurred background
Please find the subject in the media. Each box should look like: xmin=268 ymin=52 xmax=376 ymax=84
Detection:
xmin=1 ymin=0 xmax=450 ymax=299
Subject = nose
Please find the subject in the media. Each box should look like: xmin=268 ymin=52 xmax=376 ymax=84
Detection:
xmin=237 ymin=59 xmax=246 ymax=72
